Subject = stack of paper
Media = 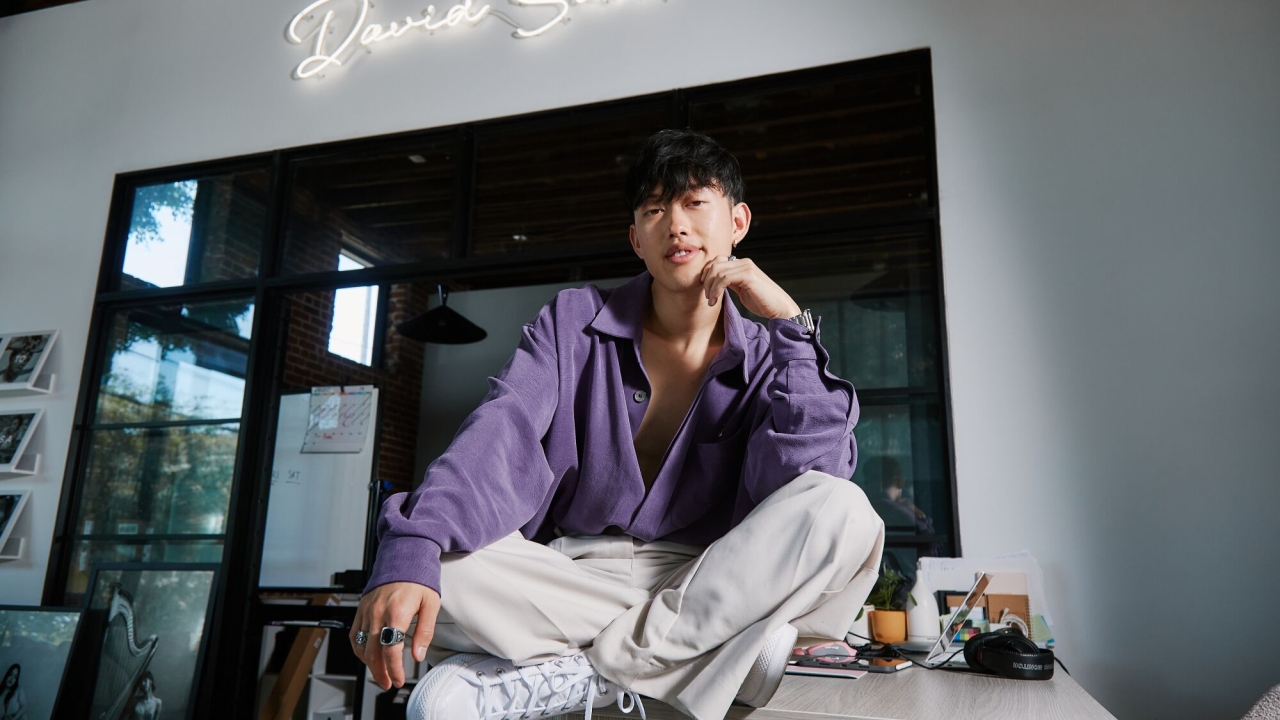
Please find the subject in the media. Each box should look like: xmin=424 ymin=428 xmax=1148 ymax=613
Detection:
xmin=918 ymin=551 xmax=1055 ymax=646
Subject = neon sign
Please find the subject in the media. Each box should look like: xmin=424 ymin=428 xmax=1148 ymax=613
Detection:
xmin=287 ymin=0 xmax=630 ymax=80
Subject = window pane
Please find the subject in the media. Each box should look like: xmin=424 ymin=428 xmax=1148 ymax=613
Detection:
xmin=835 ymin=296 xmax=909 ymax=389
xmin=329 ymin=254 xmax=380 ymax=365
xmin=741 ymin=250 xmax=940 ymax=392
xmin=279 ymin=284 xmax=423 ymax=490
xmin=471 ymin=103 xmax=669 ymax=256
xmin=690 ymin=66 xmax=931 ymax=237
xmin=818 ymin=291 xmax=939 ymax=392
xmin=853 ymin=401 xmax=950 ymax=552
xmin=120 ymin=170 xmax=268 ymax=289
xmin=63 ymin=539 xmax=223 ymax=601
xmin=282 ymin=139 xmax=459 ymax=274
xmin=882 ymin=546 xmax=919 ymax=578
xmin=96 ymin=298 xmax=253 ymax=424
xmin=76 ymin=423 xmax=238 ymax=538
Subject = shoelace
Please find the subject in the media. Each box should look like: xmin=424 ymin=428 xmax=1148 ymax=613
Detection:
xmin=472 ymin=655 xmax=647 ymax=720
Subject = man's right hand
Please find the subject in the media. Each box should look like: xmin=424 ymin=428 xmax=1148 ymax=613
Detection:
xmin=349 ymin=581 xmax=441 ymax=690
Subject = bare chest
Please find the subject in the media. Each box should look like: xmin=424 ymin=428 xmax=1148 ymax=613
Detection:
xmin=633 ymin=337 xmax=718 ymax=489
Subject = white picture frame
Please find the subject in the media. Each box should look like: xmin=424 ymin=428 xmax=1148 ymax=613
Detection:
xmin=0 ymin=329 xmax=59 ymax=394
xmin=0 ymin=489 xmax=30 ymax=552
xmin=0 ymin=409 xmax=43 ymax=475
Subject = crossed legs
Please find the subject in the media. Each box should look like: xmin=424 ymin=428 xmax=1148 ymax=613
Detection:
xmin=429 ymin=471 xmax=885 ymax=720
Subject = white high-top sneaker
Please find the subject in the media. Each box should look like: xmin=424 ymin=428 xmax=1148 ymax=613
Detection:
xmin=406 ymin=651 xmax=647 ymax=720
xmin=734 ymin=623 xmax=799 ymax=708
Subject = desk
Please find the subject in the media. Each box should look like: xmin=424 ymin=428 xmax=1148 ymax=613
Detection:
xmin=570 ymin=668 xmax=1116 ymax=720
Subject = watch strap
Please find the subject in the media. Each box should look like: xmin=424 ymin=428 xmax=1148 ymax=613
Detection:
xmin=787 ymin=308 xmax=816 ymax=333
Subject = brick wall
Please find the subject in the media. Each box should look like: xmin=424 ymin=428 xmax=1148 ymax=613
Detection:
xmin=278 ymin=193 xmax=429 ymax=492
xmin=116 ymin=173 xmax=431 ymax=492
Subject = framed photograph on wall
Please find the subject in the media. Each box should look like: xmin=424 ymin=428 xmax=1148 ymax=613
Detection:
xmin=79 ymin=563 xmax=219 ymax=720
xmin=0 ymin=605 xmax=85 ymax=720
xmin=0 ymin=409 xmax=42 ymax=474
xmin=0 ymin=330 xmax=57 ymax=393
xmin=0 ymin=491 xmax=29 ymax=552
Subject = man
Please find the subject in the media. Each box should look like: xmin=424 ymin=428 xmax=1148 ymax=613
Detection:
xmin=350 ymin=129 xmax=885 ymax=720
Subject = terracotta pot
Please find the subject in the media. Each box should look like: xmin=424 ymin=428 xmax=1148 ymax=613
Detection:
xmin=868 ymin=610 xmax=908 ymax=643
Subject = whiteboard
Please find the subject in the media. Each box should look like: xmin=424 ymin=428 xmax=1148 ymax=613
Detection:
xmin=259 ymin=390 xmax=379 ymax=588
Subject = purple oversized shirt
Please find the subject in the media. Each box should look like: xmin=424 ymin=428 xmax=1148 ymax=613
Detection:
xmin=367 ymin=271 xmax=859 ymax=595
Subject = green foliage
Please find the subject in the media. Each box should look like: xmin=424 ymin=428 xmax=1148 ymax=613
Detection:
xmin=129 ymin=181 xmax=196 ymax=246
xmin=868 ymin=562 xmax=910 ymax=611
xmin=0 ymin=609 xmax=79 ymax=648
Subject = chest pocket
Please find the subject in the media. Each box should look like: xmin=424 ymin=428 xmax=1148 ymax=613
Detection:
xmin=667 ymin=422 xmax=751 ymax=530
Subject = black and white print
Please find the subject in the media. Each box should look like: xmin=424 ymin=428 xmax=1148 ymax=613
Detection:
xmin=0 ymin=331 xmax=57 ymax=390
xmin=0 ymin=607 xmax=83 ymax=720
xmin=0 ymin=410 xmax=40 ymax=472
xmin=0 ymin=492 xmax=29 ymax=553
xmin=85 ymin=565 xmax=217 ymax=720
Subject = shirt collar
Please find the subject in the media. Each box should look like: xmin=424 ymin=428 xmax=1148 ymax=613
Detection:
xmin=590 ymin=271 xmax=751 ymax=382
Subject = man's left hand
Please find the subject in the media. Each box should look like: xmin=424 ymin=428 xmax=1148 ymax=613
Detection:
xmin=700 ymin=255 xmax=802 ymax=320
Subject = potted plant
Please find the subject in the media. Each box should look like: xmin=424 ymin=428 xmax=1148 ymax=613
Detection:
xmin=866 ymin=562 xmax=913 ymax=643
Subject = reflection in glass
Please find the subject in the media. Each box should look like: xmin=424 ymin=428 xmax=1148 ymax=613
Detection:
xmin=862 ymin=455 xmax=931 ymax=533
xmin=124 ymin=181 xmax=197 ymax=287
xmin=883 ymin=546 xmax=919 ymax=577
xmin=64 ymin=539 xmax=223 ymax=598
xmin=853 ymin=402 xmax=949 ymax=554
xmin=329 ymin=253 xmax=380 ymax=365
xmin=283 ymin=141 xmax=459 ymax=274
xmin=855 ymin=405 xmax=925 ymax=532
xmin=121 ymin=170 xmax=268 ymax=289
xmin=748 ymin=262 xmax=938 ymax=392
xmin=77 ymin=423 xmax=238 ymax=538
xmin=690 ymin=65 xmax=931 ymax=236
xmin=279 ymin=283 xmax=425 ymax=491
xmin=471 ymin=104 xmax=668 ymax=255
xmin=96 ymin=299 xmax=253 ymax=424
xmin=854 ymin=404 xmax=915 ymax=520
xmin=838 ymin=296 xmax=909 ymax=389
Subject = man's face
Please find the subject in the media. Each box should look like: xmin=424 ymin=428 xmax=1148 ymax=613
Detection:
xmin=629 ymin=183 xmax=750 ymax=294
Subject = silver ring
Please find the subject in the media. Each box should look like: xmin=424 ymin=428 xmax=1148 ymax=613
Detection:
xmin=355 ymin=631 xmax=369 ymax=647
xmin=379 ymin=626 xmax=406 ymax=646
xmin=728 ymin=255 xmax=737 ymax=261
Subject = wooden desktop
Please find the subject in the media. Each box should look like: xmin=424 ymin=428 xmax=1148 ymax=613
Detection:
xmin=570 ymin=666 xmax=1116 ymax=720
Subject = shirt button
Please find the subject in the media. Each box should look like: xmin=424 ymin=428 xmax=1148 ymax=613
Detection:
xmin=633 ymin=390 xmax=648 ymax=402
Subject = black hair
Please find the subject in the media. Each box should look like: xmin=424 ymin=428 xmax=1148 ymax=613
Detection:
xmin=133 ymin=670 xmax=157 ymax=697
xmin=2 ymin=663 xmax=18 ymax=705
xmin=623 ymin=129 xmax=745 ymax=212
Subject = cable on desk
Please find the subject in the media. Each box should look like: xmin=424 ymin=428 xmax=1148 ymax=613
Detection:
xmin=848 ymin=631 xmax=1058 ymax=675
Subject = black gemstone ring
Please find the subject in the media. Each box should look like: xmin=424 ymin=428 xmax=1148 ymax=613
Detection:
xmin=355 ymin=631 xmax=369 ymax=647
xmin=379 ymin=626 xmax=406 ymax=646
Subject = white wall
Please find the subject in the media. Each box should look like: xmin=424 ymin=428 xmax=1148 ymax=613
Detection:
xmin=413 ymin=279 xmax=627 ymax=485
xmin=1 ymin=1 xmax=1277 ymax=717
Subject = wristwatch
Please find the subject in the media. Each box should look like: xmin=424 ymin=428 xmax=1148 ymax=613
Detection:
xmin=786 ymin=308 xmax=816 ymax=333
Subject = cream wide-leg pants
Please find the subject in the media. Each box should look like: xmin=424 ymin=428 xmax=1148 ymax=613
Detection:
xmin=425 ymin=471 xmax=886 ymax=720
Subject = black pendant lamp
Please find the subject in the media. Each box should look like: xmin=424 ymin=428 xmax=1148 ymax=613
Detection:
xmin=397 ymin=286 xmax=487 ymax=344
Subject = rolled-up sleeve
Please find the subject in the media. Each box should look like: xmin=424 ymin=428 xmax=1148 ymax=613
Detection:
xmin=364 ymin=301 xmax=562 ymax=596
xmin=741 ymin=317 xmax=859 ymax=503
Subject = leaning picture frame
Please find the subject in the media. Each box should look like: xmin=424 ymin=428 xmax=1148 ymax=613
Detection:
xmin=0 ymin=605 xmax=86 ymax=719
xmin=0 ymin=330 xmax=58 ymax=393
xmin=0 ymin=408 xmax=43 ymax=475
xmin=0 ymin=490 xmax=30 ymax=553
xmin=75 ymin=563 xmax=220 ymax=720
